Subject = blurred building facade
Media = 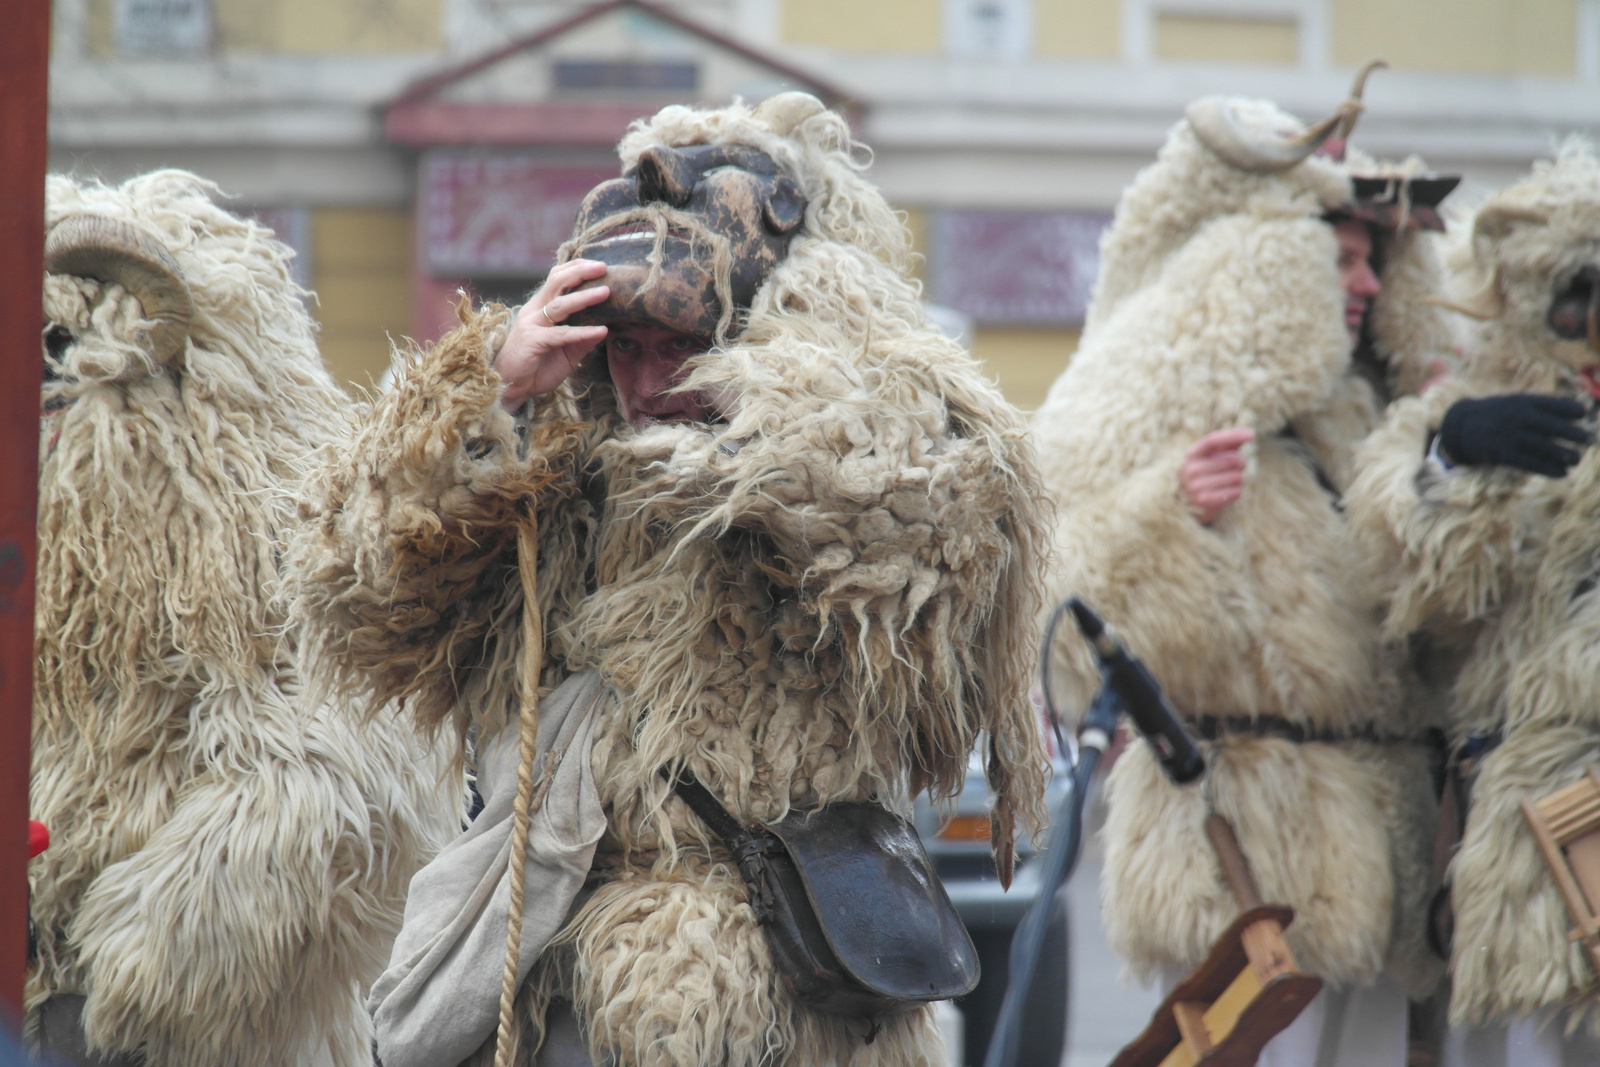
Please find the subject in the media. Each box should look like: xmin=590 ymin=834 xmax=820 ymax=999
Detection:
xmin=49 ymin=0 xmax=1600 ymax=406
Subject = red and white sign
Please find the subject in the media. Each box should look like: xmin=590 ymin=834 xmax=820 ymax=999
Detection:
xmin=419 ymin=150 xmax=618 ymax=277
xmin=931 ymin=209 xmax=1111 ymax=326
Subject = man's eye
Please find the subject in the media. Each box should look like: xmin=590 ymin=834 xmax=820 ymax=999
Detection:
xmin=672 ymin=337 xmax=696 ymax=351
xmin=612 ymin=338 xmax=638 ymax=352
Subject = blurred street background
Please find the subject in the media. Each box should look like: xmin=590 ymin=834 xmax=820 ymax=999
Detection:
xmin=43 ymin=1 xmax=1600 ymax=1062
xmin=49 ymin=0 xmax=1600 ymax=411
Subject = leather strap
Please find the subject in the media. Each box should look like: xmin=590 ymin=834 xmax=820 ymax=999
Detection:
xmin=1188 ymin=714 xmax=1445 ymax=751
xmin=659 ymin=767 xmax=778 ymax=921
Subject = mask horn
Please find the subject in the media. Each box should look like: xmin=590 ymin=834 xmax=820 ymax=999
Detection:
xmin=44 ymin=214 xmax=194 ymax=365
xmin=1187 ymin=96 xmax=1356 ymax=173
xmin=1338 ymin=58 xmax=1387 ymax=141
xmin=1427 ymin=269 xmax=1506 ymax=321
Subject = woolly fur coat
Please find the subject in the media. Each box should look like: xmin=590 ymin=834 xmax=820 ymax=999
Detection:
xmin=30 ymin=172 xmax=459 ymax=1067
xmin=289 ymin=103 xmax=1050 ymax=1067
xmin=1033 ymin=101 xmax=1457 ymax=996
xmin=1346 ymin=142 xmax=1600 ymax=1026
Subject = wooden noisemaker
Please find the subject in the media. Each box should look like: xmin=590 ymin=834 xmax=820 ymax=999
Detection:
xmin=1110 ymin=814 xmax=1322 ymax=1067
xmin=1523 ymin=766 xmax=1600 ymax=978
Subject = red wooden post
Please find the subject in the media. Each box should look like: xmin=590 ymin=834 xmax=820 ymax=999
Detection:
xmin=0 ymin=0 xmax=49 ymax=1022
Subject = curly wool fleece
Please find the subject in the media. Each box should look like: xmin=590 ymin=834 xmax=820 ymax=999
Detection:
xmin=288 ymin=97 xmax=1051 ymax=1067
xmin=31 ymin=171 xmax=459 ymax=1067
xmin=1345 ymin=141 xmax=1600 ymax=1028
xmin=1033 ymin=99 xmax=1457 ymax=997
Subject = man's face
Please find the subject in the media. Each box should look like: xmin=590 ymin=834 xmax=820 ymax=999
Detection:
xmin=606 ymin=323 xmax=714 ymax=431
xmin=1335 ymin=219 xmax=1382 ymax=343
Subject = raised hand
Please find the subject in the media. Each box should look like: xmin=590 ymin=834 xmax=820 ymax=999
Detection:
xmin=493 ymin=259 xmax=611 ymax=409
xmin=1180 ymin=427 xmax=1255 ymax=525
xmin=1437 ymin=393 xmax=1593 ymax=479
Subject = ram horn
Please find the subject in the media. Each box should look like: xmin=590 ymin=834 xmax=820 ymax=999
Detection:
xmin=753 ymin=91 xmax=826 ymax=137
xmin=1187 ymin=96 xmax=1358 ymax=173
xmin=1337 ymin=58 xmax=1388 ymax=140
xmin=1474 ymin=204 xmax=1551 ymax=242
xmin=1426 ymin=269 xmax=1506 ymax=321
xmin=44 ymin=214 xmax=194 ymax=365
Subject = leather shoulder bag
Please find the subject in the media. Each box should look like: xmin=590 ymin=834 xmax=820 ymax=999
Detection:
xmin=663 ymin=769 xmax=980 ymax=1022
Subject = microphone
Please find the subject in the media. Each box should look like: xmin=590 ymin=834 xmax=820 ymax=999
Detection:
xmin=1067 ymin=598 xmax=1205 ymax=784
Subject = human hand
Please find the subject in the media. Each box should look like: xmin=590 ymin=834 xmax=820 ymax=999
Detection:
xmin=1180 ymin=428 xmax=1255 ymax=525
xmin=493 ymin=259 xmax=611 ymax=410
xmin=1437 ymin=393 xmax=1592 ymax=478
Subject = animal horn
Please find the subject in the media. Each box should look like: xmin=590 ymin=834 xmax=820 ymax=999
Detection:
xmin=752 ymin=92 xmax=826 ymax=137
xmin=1338 ymin=58 xmax=1388 ymax=139
xmin=1427 ymin=269 xmax=1506 ymax=321
xmin=44 ymin=214 xmax=194 ymax=365
xmin=1474 ymin=204 xmax=1551 ymax=242
xmin=1187 ymin=96 xmax=1357 ymax=172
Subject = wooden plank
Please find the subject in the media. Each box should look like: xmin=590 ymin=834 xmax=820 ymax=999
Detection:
xmin=0 ymin=0 xmax=49 ymax=1021
xmin=1172 ymin=1000 xmax=1214 ymax=1055
xmin=1524 ymin=795 xmax=1600 ymax=967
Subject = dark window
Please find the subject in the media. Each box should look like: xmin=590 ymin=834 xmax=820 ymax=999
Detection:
xmin=552 ymin=60 xmax=699 ymax=92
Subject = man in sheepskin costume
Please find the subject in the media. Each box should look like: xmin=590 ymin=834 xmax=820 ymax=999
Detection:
xmin=1031 ymin=77 xmax=1461 ymax=1064
xmin=288 ymin=92 xmax=1049 ymax=1067
xmin=1345 ymin=142 xmax=1600 ymax=1065
xmin=30 ymin=171 xmax=460 ymax=1066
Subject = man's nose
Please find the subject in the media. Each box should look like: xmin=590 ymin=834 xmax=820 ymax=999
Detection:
xmin=637 ymin=349 xmax=686 ymax=392
xmin=1353 ymin=264 xmax=1382 ymax=299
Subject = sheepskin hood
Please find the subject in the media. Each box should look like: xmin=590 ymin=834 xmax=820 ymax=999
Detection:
xmin=39 ymin=171 xmax=345 ymax=708
xmin=1448 ymin=139 xmax=1600 ymax=393
xmin=542 ymin=96 xmax=1049 ymax=823
xmin=1076 ymin=97 xmax=1457 ymax=425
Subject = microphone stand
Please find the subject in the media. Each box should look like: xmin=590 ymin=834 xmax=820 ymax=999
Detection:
xmin=980 ymin=600 xmax=1196 ymax=1067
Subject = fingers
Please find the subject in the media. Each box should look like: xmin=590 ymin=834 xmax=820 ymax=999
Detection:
xmin=1179 ymin=431 xmax=1249 ymax=525
xmin=1186 ymin=427 xmax=1255 ymax=461
xmin=537 ymin=282 xmax=612 ymax=327
xmin=533 ymin=259 xmax=609 ymax=309
xmin=1525 ymin=411 xmax=1594 ymax=445
xmin=1527 ymin=394 xmax=1589 ymax=421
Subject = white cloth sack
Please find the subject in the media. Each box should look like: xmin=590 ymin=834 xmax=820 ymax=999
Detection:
xmin=369 ymin=669 xmax=610 ymax=1067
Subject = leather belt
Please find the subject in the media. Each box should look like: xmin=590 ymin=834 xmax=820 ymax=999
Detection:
xmin=1187 ymin=714 xmax=1445 ymax=752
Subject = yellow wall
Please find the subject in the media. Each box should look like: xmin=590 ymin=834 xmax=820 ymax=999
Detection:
xmin=216 ymin=0 xmax=441 ymax=54
xmin=1155 ymin=14 xmax=1298 ymax=65
xmin=83 ymin=0 xmax=443 ymax=55
xmin=899 ymin=206 xmax=928 ymax=281
xmin=1332 ymin=0 xmax=1576 ymax=76
xmin=312 ymin=207 xmax=413 ymax=390
xmin=780 ymin=0 xmax=942 ymax=52
xmin=972 ymin=327 xmax=1078 ymax=412
xmin=1035 ymin=0 xmax=1121 ymax=60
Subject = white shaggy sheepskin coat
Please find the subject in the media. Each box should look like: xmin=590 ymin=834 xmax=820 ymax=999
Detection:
xmin=30 ymin=172 xmax=460 ymax=1067
xmin=287 ymin=100 xmax=1051 ymax=1067
xmin=1032 ymin=100 xmax=1458 ymax=997
xmin=1346 ymin=142 xmax=1600 ymax=1027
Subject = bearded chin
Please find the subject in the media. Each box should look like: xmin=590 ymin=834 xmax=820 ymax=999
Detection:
xmin=36 ymin=386 xmax=275 ymax=730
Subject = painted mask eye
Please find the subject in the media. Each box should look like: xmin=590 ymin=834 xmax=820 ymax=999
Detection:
xmin=43 ymin=324 xmax=74 ymax=380
xmin=1548 ymin=266 xmax=1599 ymax=341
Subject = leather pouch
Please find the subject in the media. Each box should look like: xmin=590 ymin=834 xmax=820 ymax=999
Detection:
xmin=665 ymin=771 xmax=979 ymax=1020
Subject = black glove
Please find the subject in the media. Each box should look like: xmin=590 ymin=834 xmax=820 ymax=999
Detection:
xmin=1437 ymin=393 xmax=1593 ymax=478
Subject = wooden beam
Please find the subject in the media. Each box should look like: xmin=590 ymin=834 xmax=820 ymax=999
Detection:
xmin=0 ymin=0 xmax=48 ymax=1022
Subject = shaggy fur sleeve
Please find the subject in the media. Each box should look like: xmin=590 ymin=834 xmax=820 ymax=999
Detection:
xmin=1346 ymin=384 xmax=1545 ymax=636
xmin=1033 ymin=212 xmax=1352 ymax=723
xmin=287 ymin=305 xmax=581 ymax=730
xmin=70 ymin=683 xmax=456 ymax=1065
